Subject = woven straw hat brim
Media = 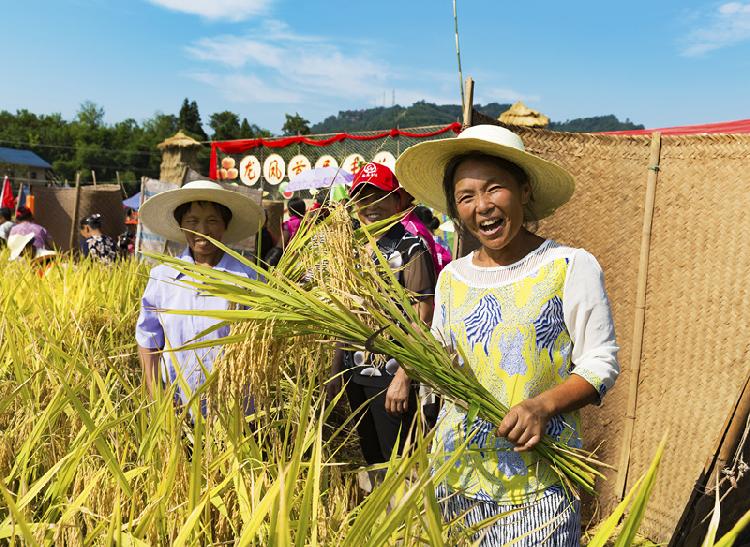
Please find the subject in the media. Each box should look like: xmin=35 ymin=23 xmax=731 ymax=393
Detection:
xmin=140 ymin=186 xmax=265 ymax=244
xmin=7 ymin=233 xmax=35 ymax=261
xmin=395 ymin=137 xmax=575 ymax=219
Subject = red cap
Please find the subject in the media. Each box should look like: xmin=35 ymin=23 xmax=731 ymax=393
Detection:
xmin=349 ymin=162 xmax=400 ymax=195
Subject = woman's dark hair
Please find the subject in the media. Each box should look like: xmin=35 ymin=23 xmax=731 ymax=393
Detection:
xmin=0 ymin=208 xmax=11 ymax=221
xmin=413 ymin=205 xmax=440 ymax=232
xmin=287 ymin=197 xmax=306 ymax=218
xmin=15 ymin=206 xmax=33 ymax=222
xmin=442 ymin=153 xmax=534 ymax=221
xmin=80 ymin=213 xmax=103 ymax=230
xmin=173 ymin=200 xmax=232 ymax=227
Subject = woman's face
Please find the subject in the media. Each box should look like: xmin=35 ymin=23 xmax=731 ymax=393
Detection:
xmin=354 ymin=186 xmax=402 ymax=226
xmin=452 ymin=157 xmax=530 ymax=253
xmin=180 ymin=202 xmax=227 ymax=256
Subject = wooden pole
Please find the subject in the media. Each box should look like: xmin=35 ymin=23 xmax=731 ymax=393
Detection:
xmin=68 ymin=172 xmax=82 ymax=253
xmin=116 ymin=171 xmax=126 ymax=198
xmin=462 ymin=77 xmax=474 ymax=129
xmin=453 ymin=0 xmax=465 ymax=109
xmin=91 ymin=170 xmax=97 ymax=186
xmin=614 ymin=132 xmax=662 ymax=499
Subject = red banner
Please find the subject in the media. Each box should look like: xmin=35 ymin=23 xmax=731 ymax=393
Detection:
xmin=209 ymin=123 xmax=462 ymax=179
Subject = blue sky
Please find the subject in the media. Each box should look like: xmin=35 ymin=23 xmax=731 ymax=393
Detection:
xmin=2 ymin=0 xmax=749 ymax=133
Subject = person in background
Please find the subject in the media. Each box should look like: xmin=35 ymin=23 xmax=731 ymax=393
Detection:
xmin=413 ymin=205 xmax=452 ymax=270
xmin=257 ymin=215 xmax=283 ymax=268
xmin=329 ymin=162 xmax=436 ymax=468
xmin=399 ymin=191 xmax=443 ymax=276
xmin=136 ymin=180 xmax=265 ymax=414
xmin=7 ymin=232 xmax=58 ymax=276
xmin=396 ymin=125 xmax=619 ymax=545
xmin=282 ymin=196 xmax=306 ymax=244
xmin=80 ymin=213 xmax=118 ymax=263
xmin=0 ymin=208 xmax=14 ymax=246
xmin=9 ymin=206 xmax=53 ymax=250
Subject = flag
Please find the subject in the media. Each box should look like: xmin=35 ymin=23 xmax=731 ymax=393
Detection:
xmin=15 ymin=184 xmax=27 ymax=211
xmin=0 ymin=176 xmax=15 ymax=210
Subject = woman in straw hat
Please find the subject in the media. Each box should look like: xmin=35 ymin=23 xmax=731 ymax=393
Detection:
xmin=136 ymin=180 xmax=264 ymax=413
xmin=396 ymin=125 xmax=619 ymax=545
xmin=7 ymin=231 xmax=58 ymax=277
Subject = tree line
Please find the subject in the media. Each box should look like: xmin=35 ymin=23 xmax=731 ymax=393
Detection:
xmin=0 ymin=99 xmax=312 ymax=191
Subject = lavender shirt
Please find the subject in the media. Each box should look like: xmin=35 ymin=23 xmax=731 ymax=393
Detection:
xmin=135 ymin=247 xmax=258 ymax=407
xmin=9 ymin=221 xmax=52 ymax=249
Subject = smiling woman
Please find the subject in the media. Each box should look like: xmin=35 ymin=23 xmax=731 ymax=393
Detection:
xmin=396 ymin=125 xmax=620 ymax=546
xmin=136 ymin=180 xmax=265 ymax=413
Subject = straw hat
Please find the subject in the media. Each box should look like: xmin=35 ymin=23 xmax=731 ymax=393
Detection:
xmin=395 ymin=125 xmax=575 ymax=219
xmin=139 ymin=180 xmax=265 ymax=244
xmin=7 ymin=232 xmax=57 ymax=262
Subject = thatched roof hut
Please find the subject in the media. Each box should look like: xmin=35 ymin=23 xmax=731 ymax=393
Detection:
xmin=498 ymin=101 xmax=550 ymax=128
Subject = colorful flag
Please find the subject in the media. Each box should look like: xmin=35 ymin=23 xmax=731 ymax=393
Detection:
xmin=15 ymin=184 xmax=27 ymax=211
xmin=0 ymin=176 xmax=15 ymax=210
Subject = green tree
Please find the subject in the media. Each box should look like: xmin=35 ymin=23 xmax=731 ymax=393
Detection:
xmin=179 ymin=98 xmax=207 ymax=140
xmin=209 ymin=111 xmax=241 ymax=140
xmin=76 ymin=101 xmax=105 ymax=129
xmin=282 ymin=112 xmax=310 ymax=136
xmin=240 ymin=117 xmax=272 ymax=138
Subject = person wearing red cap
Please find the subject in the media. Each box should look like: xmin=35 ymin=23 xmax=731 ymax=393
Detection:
xmin=328 ymin=162 xmax=436 ymax=467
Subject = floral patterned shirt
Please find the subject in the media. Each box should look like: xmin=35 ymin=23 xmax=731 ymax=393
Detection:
xmin=86 ymin=235 xmax=118 ymax=263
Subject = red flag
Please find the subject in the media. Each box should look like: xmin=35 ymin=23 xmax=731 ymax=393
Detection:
xmin=0 ymin=176 xmax=15 ymax=210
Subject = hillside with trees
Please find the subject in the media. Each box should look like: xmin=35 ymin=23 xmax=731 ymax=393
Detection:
xmin=311 ymin=102 xmax=644 ymax=133
xmin=311 ymin=102 xmax=510 ymax=133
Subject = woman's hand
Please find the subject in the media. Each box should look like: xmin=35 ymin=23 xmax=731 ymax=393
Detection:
xmin=385 ymin=367 xmax=411 ymax=415
xmin=496 ymin=397 xmax=553 ymax=452
xmin=496 ymin=376 xmax=600 ymax=452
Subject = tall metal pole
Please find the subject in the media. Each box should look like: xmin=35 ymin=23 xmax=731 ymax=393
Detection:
xmin=453 ymin=0 xmax=465 ymax=109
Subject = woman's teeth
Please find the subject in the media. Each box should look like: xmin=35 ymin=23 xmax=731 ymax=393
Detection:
xmin=479 ymin=218 xmax=504 ymax=233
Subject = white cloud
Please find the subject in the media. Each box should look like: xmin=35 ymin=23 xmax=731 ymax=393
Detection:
xmin=681 ymin=2 xmax=750 ymax=56
xmin=146 ymin=0 xmax=269 ymax=22
xmin=184 ymin=20 xmax=537 ymax=118
xmin=187 ymin=72 xmax=302 ymax=103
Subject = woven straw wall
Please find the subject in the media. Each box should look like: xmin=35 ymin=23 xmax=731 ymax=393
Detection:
xmin=479 ymin=128 xmax=750 ymax=542
xmin=627 ymin=134 xmax=750 ymax=540
xmin=33 ymin=184 xmax=126 ymax=251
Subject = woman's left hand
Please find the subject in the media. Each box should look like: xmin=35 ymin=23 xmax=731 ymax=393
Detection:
xmin=496 ymin=397 xmax=553 ymax=452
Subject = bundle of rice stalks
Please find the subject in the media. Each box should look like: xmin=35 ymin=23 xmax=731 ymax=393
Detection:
xmin=148 ymin=203 xmax=606 ymax=496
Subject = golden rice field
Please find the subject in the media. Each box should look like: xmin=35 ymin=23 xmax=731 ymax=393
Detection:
xmin=0 ymin=247 xmax=747 ymax=546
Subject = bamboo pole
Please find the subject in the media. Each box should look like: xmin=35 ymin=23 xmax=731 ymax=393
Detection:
xmin=462 ymin=77 xmax=474 ymax=130
xmin=91 ymin=170 xmax=97 ymax=186
xmin=614 ymin=132 xmax=662 ymax=499
xmin=68 ymin=172 xmax=82 ymax=252
xmin=453 ymin=0 xmax=465 ymax=109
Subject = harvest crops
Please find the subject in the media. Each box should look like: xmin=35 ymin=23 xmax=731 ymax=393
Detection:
xmin=0 ymin=248 xmax=481 ymax=545
xmin=0 ymin=236 xmax=746 ymax=545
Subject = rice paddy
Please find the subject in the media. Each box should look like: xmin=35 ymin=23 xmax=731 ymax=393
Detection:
xmin=0 ymin=226 xmax=747 ymax=545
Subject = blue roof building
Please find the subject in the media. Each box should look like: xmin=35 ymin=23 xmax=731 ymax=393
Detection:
xmin=0 ymin=146 xmax=52 ymax=185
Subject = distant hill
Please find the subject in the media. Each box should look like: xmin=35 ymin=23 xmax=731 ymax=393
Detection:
xmin=311 ymin=102 xmax=510 ymax=133
xmin=549 ymin=115 xmax=644 ymax=132
xmin=310 ymin=102 xmax=644 ymax=134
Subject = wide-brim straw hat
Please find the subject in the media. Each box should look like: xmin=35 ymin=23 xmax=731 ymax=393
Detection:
xmin=395 ymin=125 xmax=575 ymax=220
xmin=139 ymin=180 xmax=265 ymax=244
xmin=7 ymin=233 xmax=57 ymax=262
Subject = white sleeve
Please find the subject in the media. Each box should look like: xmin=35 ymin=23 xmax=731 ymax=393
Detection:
xmin=563 ymin=249 xmax=620 ymax=402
